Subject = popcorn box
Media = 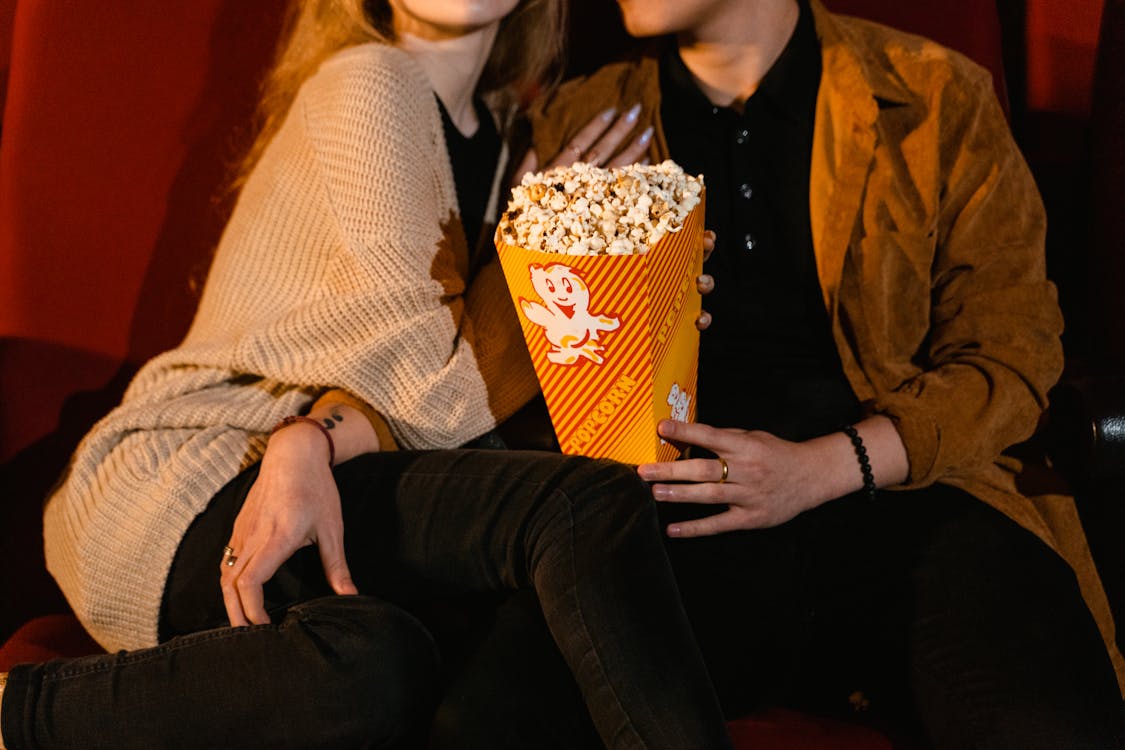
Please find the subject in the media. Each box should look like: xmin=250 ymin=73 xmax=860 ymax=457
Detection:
xmin=496 ymin=194 xmax=705 ymax=464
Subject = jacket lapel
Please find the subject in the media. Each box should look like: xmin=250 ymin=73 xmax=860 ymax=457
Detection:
xmin=808 ymin=0 xmax=879 ymax=321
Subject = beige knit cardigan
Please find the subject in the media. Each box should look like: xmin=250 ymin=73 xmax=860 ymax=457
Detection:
xmin=44 ymin=43 xmax=539 ymax=652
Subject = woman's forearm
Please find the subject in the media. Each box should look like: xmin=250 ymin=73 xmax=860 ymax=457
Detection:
xmin=270 ymin=398 xmax=382 ymax=467
xmin=311 ymin=390 xmax=398 ymax=457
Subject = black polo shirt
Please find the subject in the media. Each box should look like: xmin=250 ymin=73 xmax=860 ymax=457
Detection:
xmin=659 ymin=2 xmax=859 ymax=440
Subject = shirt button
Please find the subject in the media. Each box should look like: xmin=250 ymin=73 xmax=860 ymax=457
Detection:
xmin=735 ymin=128 xmax=749 ymax=145
xmin=739 ymin=183 xmax=754 ymax=200
xmin=743 ymin=234 xmax=756 ymax=251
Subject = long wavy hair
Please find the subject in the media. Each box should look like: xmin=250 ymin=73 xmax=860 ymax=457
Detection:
xmin=234 ymin=0 xmax=566 ymax=188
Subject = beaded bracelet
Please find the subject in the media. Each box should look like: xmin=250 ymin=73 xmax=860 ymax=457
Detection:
xmin=841 ymin=424 xmax=876 ymax=500
xmin=270 ymin=415 xmax=335 ymax=466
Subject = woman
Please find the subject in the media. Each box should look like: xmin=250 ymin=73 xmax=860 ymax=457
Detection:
xmin=0 ymin=1 xmax=729 ymax=748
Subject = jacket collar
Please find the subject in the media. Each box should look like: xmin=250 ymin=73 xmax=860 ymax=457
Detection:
xmin=811 ymin=0 xmax=913 ymax=109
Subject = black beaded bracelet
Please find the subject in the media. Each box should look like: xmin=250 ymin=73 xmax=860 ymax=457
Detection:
xmin=841 ymin=424 xmax=877 ymax=500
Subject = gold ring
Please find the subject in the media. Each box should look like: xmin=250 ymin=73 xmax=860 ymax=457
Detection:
xmin=717 ymin=457 xmax=729 ymax=484
xmin=223 ymin=545 xmax=235 ymax=557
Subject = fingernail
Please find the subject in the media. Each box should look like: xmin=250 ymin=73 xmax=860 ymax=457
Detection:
xmin=624 ymin=103 xmax=642 ymax=123
xmin=697 ymin=311 xmax=712 ymax=327
xmin=652 ymin=485 xmax=671 ymax=500
xmin=667 ymin=524 xmax=683 ymax=538
xmin=636 ymin=465 xmax=652 ymax=480
xmin=638 ymin=125 xmax=654 ymax=145
xmin=600 ymin=107 xmax=617 ymax=122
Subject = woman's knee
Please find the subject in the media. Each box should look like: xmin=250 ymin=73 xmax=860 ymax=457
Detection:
xmin=282 ymin=595 xmax=440 ymax=745
xmin=552 ymin=456 xmax=655 ymax=525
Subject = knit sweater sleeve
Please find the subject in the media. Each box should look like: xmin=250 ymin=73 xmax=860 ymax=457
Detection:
xmin=41 ymin=45 xmax=546 ymax=653
xmin=294 ymin=46 xmax=522 ymax=448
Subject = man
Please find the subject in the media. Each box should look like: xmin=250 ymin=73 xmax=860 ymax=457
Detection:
xmin=430 ymin=1 xmax=1125 ymax=747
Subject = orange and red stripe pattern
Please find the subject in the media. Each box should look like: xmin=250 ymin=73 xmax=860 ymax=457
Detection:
xmin=497 ymin=195 xmax=705 ymax=464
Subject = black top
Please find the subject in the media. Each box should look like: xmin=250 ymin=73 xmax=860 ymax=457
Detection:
xmin=659 ymin=1 xmax=859 ymax=441
xmin=438 ymin=96 xmax=502 ymax=277
xmin=438 ymin=95 xmax=558 ymax=451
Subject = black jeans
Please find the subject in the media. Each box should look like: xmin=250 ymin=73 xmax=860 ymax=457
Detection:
xmin=429 ymin=484 xmax=1125 ymax=750
xmin=1 ymin=450 xmax=731 ymax=750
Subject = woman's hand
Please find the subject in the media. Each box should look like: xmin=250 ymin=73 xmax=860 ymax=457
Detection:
xmin=220 ymin=420 xmax=357 ymax=625
xmin=220 ymin=399 xmax=380 ymax=625
xmin=636 ymin=416 xmax=909 ymax=537
xmin=513 ymin=103 xmax=654 ymax=180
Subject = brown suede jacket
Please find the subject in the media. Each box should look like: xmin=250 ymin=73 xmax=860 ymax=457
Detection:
xmin=529 ymin=0 xmax=1123 ymax=691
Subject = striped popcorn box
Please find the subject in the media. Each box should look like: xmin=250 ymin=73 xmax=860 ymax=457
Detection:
xmin=496 ymin=192 xmax=705 ymax=464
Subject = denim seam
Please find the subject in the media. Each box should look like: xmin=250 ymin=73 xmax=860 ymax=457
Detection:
xmin=44 ymin=625 xmax=274 ymax=681
xmin=558 ymin=487 xmax=647 ymax=750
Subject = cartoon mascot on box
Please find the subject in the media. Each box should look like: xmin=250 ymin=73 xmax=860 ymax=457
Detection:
xmin=520 ymin=263 xmax=620 ymax=365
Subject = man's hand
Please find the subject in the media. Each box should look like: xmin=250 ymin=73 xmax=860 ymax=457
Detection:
xmin=637 ymin=421 xmax=831 ymax=536
xmin=636 ymin=416 xmax=909 ymax=538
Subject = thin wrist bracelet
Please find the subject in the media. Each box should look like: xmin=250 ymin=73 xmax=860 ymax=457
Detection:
xmin=841 ymin=424 xmax=876 ymax=500
xmin=270 ymin=415 xmax=335 ymax=466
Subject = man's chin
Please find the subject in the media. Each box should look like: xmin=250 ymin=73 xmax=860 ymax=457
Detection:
xmin=615 ymin=1 xmax=673 ymax=38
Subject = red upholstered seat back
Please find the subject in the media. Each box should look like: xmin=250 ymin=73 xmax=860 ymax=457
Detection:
xmin=0 ymin=0 xmax=284 ymax=640
xmin=1 ymin=1 xmax=284 ymax=459
xmin=0 ymin=0 xmax=15 ymax=113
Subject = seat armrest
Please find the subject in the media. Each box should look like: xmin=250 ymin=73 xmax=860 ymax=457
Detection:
xmin=1046 ymin=376 xmax=1125 ymax=483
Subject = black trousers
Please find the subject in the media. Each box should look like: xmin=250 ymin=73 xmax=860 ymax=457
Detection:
xmin=1 ymin=450 xmax=730 ymax=750
xmin=431 ymin=484 xmax=1125 ymax=750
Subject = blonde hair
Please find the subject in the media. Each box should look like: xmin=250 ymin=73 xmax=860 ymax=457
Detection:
xmin=235 ymin=0 xmax=566 ymax=188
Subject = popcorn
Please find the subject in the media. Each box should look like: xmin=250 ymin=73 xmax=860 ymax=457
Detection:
xmin=498 ymin=160 xmax=704 ymax=256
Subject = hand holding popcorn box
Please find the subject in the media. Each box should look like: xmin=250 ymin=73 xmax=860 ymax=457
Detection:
xmin=496 ymin=160 xmax=705 ymax=464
